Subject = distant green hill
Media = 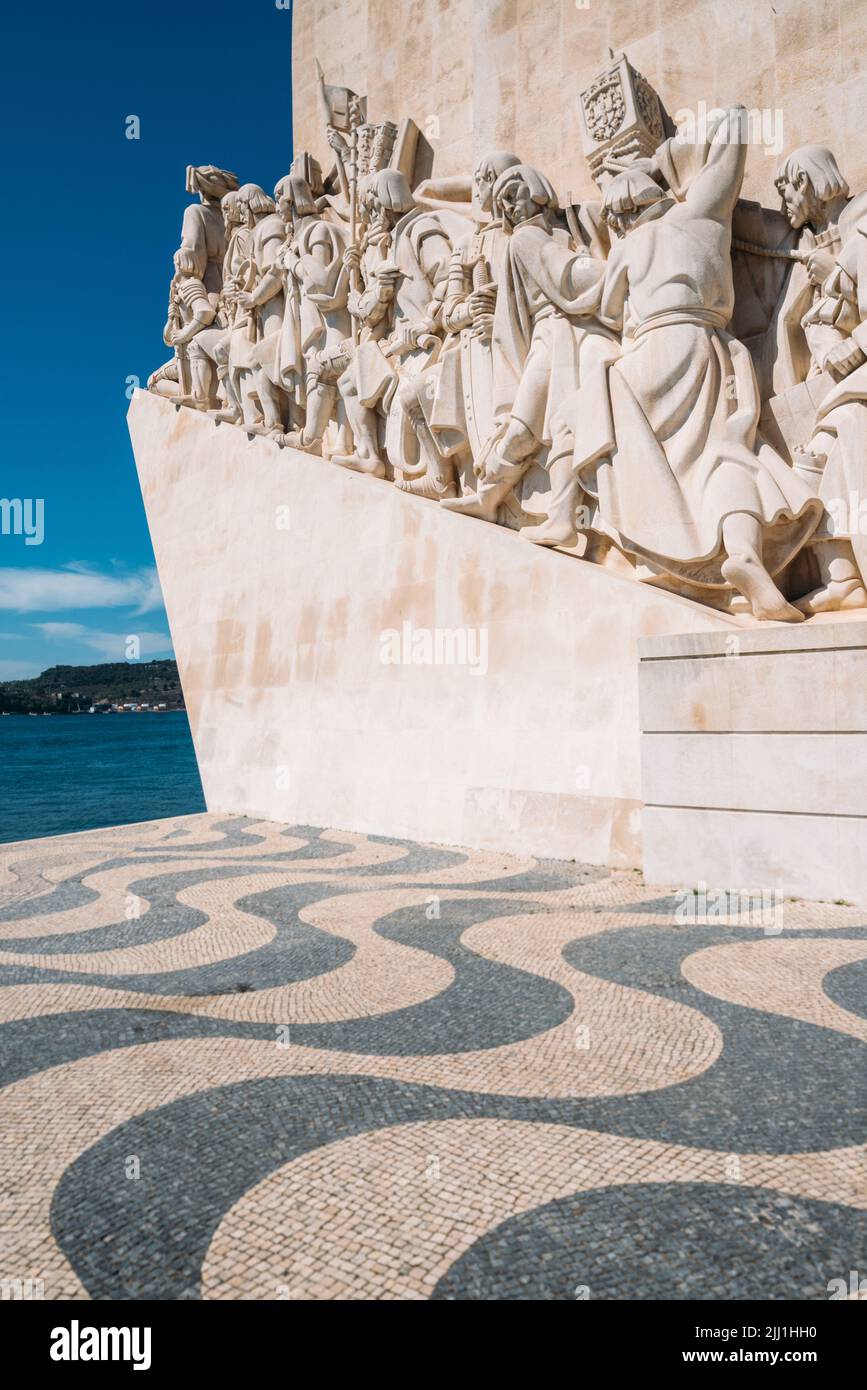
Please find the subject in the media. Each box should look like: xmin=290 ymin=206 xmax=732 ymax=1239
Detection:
xmin=0 ymin=659 xmax=183 ymax=714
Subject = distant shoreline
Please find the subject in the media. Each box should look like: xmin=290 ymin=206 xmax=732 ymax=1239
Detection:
xmin=1 ymin=707 xmax=186 ymax=716
xmin=0 ymin=657 xmax=183 ymax=718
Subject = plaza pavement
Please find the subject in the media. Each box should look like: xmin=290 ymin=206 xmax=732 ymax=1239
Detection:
xmin=0 ymin=812 xmax=864 ymax=1300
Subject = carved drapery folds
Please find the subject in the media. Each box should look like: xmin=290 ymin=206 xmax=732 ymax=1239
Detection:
xmin=147 ymin=58 xmax=867 ymax=624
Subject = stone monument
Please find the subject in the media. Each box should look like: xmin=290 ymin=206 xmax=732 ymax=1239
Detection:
xmin=129 ymin=0 xmax=867 ymax=902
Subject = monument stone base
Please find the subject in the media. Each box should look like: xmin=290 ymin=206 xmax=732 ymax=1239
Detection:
xmin=129 ymin=390 xmax=739 ymax=868
xmin=640 ymin=621 xmax=867 ymax=905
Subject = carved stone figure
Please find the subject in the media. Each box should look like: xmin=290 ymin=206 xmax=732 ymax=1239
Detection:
xmin=773 ymin=147 xmax=867 ymax=612
xmin=332 ymin=170 xmax=458 ymax=478
xmin=442 ymin=165 xmax=618 ymax=540
xmin=185 ymin=189 xmax=245 ymax=417
xmin=276 ymin=175 xmax=353 ymax=457
xmin=149 ymin=67 xmax=867 ymax=626
xmin=394 ymin=151 xmax=520 ymax=501
xmin=232 ymin=184 xmax=288 ymax=438
xmin=181 ymin=165 xmax=239 ymax=296
xmin=570 ymin=109 xmax=822 ymax=622
xmin=148 ymin=247 xmax=219 ymax=402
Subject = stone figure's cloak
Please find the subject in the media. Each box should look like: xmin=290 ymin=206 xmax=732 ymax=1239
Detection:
xmin=181 ymin=202 xmax=227 ymax=298
xmin=571 ymin=109 xmax=822 ymax=585
xmin=492 ymin=217 xmax=617 ymax=451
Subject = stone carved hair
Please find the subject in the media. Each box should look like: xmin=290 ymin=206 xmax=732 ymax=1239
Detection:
xmin=775 ymin=145 xmax=850 ymax=203
xmin=221 ymin=189 xmax=241 ymax=223
xmin=601 ymin=167 xmax=667 ymax=225
xmin=274 ymin=174 xmax=318 ymax=218
xmin=491 ymin=163 xmax=559 ymax=215
xmin=361 ymin=168 xmax=415 ymax=215
xmin=476 ymin=150 xmax=522 ymax=182
xmin=237 ymin=183 xmax=277 ymax=217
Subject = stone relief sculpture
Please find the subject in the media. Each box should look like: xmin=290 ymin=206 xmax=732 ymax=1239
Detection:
xmin=147 ymin=60 xmax=867 ymax=624
xmin=180 ymin=165 xmax=239 ymax=296
xmin=566 ymin=108 xmax=823 ymax=622
xmin=278 ymin=174 xmax=353 ymax=458
xmin=442 ymin=164 xmax=619 ymax=544
xmin=147 ymin=247 xmax=219 ymax=403
xmin=773 ymin=147 xmax=867 ymax=612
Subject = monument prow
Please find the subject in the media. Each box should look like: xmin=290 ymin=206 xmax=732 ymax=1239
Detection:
xmin=130 ymin=390 xmax=737 ymax=867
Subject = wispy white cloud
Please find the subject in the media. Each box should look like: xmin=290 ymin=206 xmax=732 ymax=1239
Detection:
xmin=32 ymin=623 xmax=173 ymax=661
xmin=0 ymin=565 xmax=164 ymax=614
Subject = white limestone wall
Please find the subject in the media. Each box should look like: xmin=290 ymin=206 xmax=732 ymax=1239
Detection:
xmin=129 ymin=391 xmax=736 ymax=866
xmin=292 ymin=0 xmax=867 ymax=211
xmin=640 ymin=621 xmax=867 ymax=904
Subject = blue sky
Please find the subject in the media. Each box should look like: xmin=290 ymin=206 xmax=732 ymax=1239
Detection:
xmin=0 ymin=0 xmax=294 ymax=679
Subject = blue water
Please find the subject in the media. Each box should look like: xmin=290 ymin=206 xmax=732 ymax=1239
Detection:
xmin=0 ymin=712 xmax=206 ymax=844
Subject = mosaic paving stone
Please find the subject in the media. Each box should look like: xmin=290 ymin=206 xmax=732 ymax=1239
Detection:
xmin=0 ymin=812 xmax=863 ymax=1301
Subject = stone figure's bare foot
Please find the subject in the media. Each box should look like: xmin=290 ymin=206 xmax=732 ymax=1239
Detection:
xmin=520 ymin=518 xmax=578 ymax=547
xmin=212 ymin=407 xmax=241 ymax=424
xmin=331 ymin=452 xmax=386 ymax=478
xmin=794 ymin=578 xmax=867 ymax=614
xmin=721 ymin=555 xmax=805 ymax=622
xmin=441 ymin=491 xmax=498 ymax=521
xmin=396 ymin=474 xmax=457 ymax=501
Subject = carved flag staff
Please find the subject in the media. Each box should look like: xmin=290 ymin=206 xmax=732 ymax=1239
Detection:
xmin=315 ymin=60 xmax=368 ymax=342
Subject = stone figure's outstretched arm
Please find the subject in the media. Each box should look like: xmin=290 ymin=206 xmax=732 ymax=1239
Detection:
xmin=412 ymin=173 xmax=473 ymax=215
xmin=654 ymin=105 xmax=748 ymax=226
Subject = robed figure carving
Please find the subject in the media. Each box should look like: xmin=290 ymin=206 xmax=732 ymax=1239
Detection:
xmin=567 ymin=106 xmax=822 ymax=621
